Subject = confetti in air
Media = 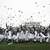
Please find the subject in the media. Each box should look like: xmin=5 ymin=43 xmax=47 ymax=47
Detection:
xmin=0 ymin=0 xmax=50 ymax=28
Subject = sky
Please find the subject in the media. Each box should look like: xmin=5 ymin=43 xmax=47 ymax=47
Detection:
xmin=0 ymin=0 xmax=50 ymax=28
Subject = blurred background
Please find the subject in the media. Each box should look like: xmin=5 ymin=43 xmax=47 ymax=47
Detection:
xmin=0 ymin=0 xmax=50 ymax=28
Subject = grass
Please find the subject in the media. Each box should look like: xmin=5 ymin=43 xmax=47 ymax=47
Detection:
xmin=0 ymin=42 xmax=50 ymax=50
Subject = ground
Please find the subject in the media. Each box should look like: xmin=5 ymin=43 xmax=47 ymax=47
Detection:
xmin=0 ymin=42 xmax=50 ymax=50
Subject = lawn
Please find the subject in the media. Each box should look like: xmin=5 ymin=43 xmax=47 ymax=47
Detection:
xmin=0 ymin=42 xmax=50 ymax=50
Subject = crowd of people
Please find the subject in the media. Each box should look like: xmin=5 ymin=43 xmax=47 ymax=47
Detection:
xmin=0 ymin=22 xmax=50 ymax=43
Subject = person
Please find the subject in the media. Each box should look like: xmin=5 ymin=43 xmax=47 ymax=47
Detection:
xmin=46 ymin=25 xmax=50 ymax=42
xmin=40 ymin=30 xmax=46 ymax=42
xmin=24 ymin=30 xmax=29 ymax=41
xmin=0 ymin=33 xmax=5 ymax=42
xmin=18 ymin=31 xmax=25 ymax=42
xmin=34 ymin=30 xmax=38 ymax=42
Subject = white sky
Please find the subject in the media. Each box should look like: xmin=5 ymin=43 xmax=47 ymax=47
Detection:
xmin=0 ymin=0 xmax=50 ymax=28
